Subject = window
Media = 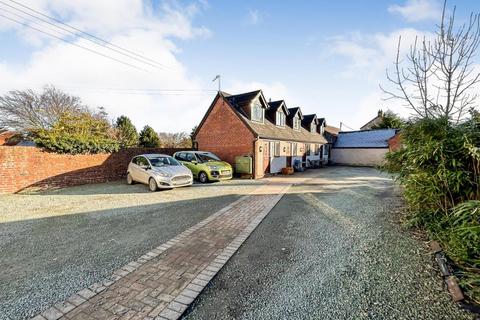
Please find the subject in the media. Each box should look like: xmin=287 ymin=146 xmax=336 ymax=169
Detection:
xmin=274 ymin=142 xmax=281 ymax=157
xmin=291 ymin=143 xmax=297 ymax=156
xmin=185 ymin=153 xmax=196 ymax=162
xmin=148 ymin=156 xmax=181 ymax=167
xmin=310 ymin=123 xmax=316 ymax=132
xmin=197 ymin=152 xmax=221 ymax=163
xmin=134 ymin=156 xmax=149 ymax=167
xmin=174 ymin=152 xmax=186 ymax=161
xmin=320 ymin=125 xmax=325 ymax=134
xmin=293 ymin=116 xmax=300 ymax=130
xmin=305 ymin=144 xmax=311 ymax=155
xmin=251 ymin=101 xmax=264 ymax=123
xmin=276 ymin=111 xmax=286 ymax=127
xmin=315 ymin=144 xmax=320 ymax=155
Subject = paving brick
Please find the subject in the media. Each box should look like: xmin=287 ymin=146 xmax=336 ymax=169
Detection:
xmin=158 ymin=307 xmax=182 ymax=320
xmin=66 ymin=294 xmax=87 ymax=307
xmin=77 ymin=288 xmax=96 ymax=300
xmin=31 ymin=182 xmax=292 ymax=320
xmin=54 ymin=300 xmax=75 ymax=313
xmin=41 ymin=307 xmax=63 ymax=320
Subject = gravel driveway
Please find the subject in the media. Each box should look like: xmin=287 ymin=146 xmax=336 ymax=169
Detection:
xmin=183 ymin=167 xmax=473 ymax=320
xmin=0 ymin=179 xmax=262 ymax=320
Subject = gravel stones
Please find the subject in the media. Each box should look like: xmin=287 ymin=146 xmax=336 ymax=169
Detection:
xmin=183 ymin=167 xmax=472 ymax=320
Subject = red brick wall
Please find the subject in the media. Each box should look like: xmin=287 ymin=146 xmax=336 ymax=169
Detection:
xmin=195 ymin=96 xmax=255 ymax=167
xmin=388 ymin=132 xmax=402 ymax=151
xmin=0 ymin=132 xmax=15 ymax=145
xmin=0 ymin=147 xmax=188 ymax=193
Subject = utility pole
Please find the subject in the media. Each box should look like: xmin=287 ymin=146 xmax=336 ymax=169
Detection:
xmin=212 ymin=74 xmax=221 ymax=91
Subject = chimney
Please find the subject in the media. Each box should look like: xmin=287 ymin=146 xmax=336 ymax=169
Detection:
xmin=378 ymin=109 xmax=384 ymax=117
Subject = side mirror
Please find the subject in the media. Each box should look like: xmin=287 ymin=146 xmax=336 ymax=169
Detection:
xmin=191 ymin=160 xmax=198 ymax=165
xmin=141 ymin=165 xmax=150 ymax=170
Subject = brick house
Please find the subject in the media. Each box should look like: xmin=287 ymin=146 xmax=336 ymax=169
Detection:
xmin=193 ymin=90 xmax=327 ymax=179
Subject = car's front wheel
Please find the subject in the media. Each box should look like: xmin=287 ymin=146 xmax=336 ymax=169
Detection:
xmin=198 ymin=171 xmax=209 ymax=183
xmin=126 ymin=173 xmax=134 ymax=185
xmin=148 ymin=178 xmax=158 ymax=192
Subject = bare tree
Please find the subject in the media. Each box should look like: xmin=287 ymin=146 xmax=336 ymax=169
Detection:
xmin=0 ymin=86 xmax=86 ymax=132
xmin=158 ymin=132 xmax=191 ymax=148
xmin=382 ymin=1 xmax=480 ymax=122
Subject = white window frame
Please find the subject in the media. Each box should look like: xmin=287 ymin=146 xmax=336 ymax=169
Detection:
xmin=293 ymin=116 xmax=300 ymax=130
xmin=310 ymin=123 xmax=316 ymax=132
xmin=291 ymin=142 xmax=297 ymax=156
xmin=276 ymin=111 xmax=286 ymax=127
xmin=251 ymin=101 xmax=264 ymax=123
xmin=269 ymin=141 xmax=275 ymax=158
xmin=305 ymin=144 xmax=311 ymax=155
xmin=274 ymin=142 xmax=281 ymax=157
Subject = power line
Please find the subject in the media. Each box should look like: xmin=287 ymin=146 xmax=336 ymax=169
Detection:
xmin=3 ymin=0 xmax=168 ymax=70
xmin=1 ymin=6 xmax=73 ymax=39
xmin=339 ymin=122 xmax=356 ymax=131
xmin=21 ymin=84 xmax=218 ymax=95
xmin=0 ymin=0 xmax=166 ymax=69
xmin=0 ymin=13 xmax=148 ymax=72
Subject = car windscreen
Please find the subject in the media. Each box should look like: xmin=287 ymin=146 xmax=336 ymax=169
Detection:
xmin=148 ymin=156 xmax=181 ymax=167
xmin=196 ymin=153 xmax=221 ymax=163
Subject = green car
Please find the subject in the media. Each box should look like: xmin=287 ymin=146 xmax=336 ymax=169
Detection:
xmin=173 ymin=151 xmax=233 ymax=183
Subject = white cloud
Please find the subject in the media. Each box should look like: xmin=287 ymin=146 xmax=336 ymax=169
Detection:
xmin=0 ymin=0 xmax=214 ymax=133
xmin=247 ymin=9 xmax=261 ymax=25
xmin=326 ymin=28 xmax=436 ymax=126
xmin=329 ymin=28 xmax=434 ymax=80
xmin=388 ymin=0 xmax=443 ymax=22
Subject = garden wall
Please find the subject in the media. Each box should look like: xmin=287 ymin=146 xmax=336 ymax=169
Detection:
xmin=0 ymin=146 xmax=189 ymax=193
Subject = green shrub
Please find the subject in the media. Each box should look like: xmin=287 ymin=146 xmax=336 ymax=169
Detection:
xmin=32 ymin=112 xmax=120 ymax=154
xmin=139 ymin=125 xmax=160 ymax=148
xmin=430 ymin=201 xmax=480 ymax=303
xmin=115 ymin=115 xmax=138 ymax=147
xmin=383 ymin=115 xmax=480 ymax=302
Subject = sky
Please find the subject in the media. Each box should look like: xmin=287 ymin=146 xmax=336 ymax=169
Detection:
xmin=1 ymin=0 xmax=480 ymax=132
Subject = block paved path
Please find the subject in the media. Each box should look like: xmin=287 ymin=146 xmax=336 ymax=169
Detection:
xmin=33 ymin=180 xmax=294 ymax=320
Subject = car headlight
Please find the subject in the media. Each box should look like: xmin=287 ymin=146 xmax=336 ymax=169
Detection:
xmin=207 ymin=165 xmax=218 ymax=170
xmin=154 ymin=171 xmax=171 ymax=178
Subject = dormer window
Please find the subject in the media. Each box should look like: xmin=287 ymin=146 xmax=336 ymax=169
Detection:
xmin=251 ymin=101 xmax=264 ymax=123
xmin=293 ymin=116 xmax=301 ymax=130
xmin=310 ymin=123 xmax=316 ymax=132
xmin=320 ymin=125 xmax=324 ymax=134
xmin=276 ymin=111 xmax=286 ymax=127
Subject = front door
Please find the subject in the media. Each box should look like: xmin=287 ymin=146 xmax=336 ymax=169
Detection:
xmin=263 ymin=142 xmax=270 ymax=175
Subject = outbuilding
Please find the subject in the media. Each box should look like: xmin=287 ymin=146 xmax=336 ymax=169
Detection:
xmin=331 ymin=129 xmax=397 ymax=166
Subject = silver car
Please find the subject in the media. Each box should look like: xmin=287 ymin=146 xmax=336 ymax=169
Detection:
xmin=126 ymin=154 xmax=193 ymax=191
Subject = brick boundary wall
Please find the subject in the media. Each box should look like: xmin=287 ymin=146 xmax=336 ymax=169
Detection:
xmin=0 ymin=147 xmax=190 ymax=194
